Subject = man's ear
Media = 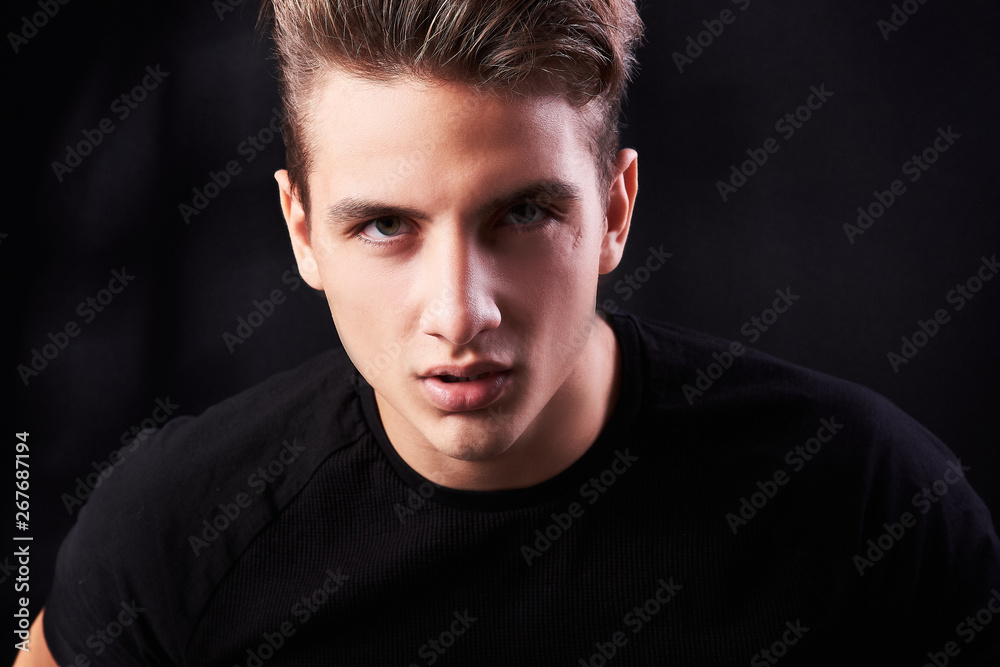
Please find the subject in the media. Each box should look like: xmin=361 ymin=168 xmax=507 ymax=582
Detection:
xmin=275 ymin=169 xmax=323 ymax=290
xmin=599 ymin=148 xmax=638 ymax=275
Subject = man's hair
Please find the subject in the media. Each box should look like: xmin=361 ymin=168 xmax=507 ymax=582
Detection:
xmin=259 ymin=0 xmax=644 ymax=218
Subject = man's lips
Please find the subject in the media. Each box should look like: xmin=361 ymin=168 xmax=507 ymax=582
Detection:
xmin=419 ymin=361 xmax=512 ymax=379
xmin=437 ymin=373 xmax=491 ymax=383
xmin=419 ymin=369 xmax=512 ymax=412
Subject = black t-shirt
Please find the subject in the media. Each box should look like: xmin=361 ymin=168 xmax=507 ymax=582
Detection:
xmin=44 ymin=310 xmax=1000 ymax=665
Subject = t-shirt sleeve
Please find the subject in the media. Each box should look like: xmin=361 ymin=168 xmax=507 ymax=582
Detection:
xmin=41 ymin=347 xmax=357 ymax=665
xmin=43 ymin=421 xmax=195 ymax=666
xmin=775 ymin=386 xmax=1000 ymax=663
xmin=877 ymin=430 xmax=1000 ymax=665
xmin=896 ymin=432 xmax=1000 ymax=664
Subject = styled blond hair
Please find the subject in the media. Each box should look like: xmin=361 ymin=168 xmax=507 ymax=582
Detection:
xmin=258 ymin=0 xmax=644 ymax=215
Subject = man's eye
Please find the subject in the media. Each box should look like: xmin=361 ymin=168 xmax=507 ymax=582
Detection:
xmin=362 ymin=216 xmax=409 ymax=238
xmin=506 ymin=202 xmax=548 ymax=226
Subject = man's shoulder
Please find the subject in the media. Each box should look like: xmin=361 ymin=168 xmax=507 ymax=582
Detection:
xmin=188 ymin=344 xmax=365 ymax=446
xmin=616 ymin=310 xmax=955 ymax=481
xmin=618 ymin=312 xmax=1000 ymax=655
xmin=45 ymin=346 xmax=370 ymax=661
xmin=87 ymin=344 xmax=367 ymax=534
xmin=117 ymin=345 xmax=364 ymax=491
xmin=619 ymin=309 xmax=884 ymax=416
xmin=618 ymin=310 xmax=995 ymax=548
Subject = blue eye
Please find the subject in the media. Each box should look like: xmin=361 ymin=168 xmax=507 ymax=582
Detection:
xmin=354 ymin=216 xmax=412 ymax=248
xmin=507 ymin=202 xmax=549 ymax=225
xmin=353 ymin=202 xmax=554 ymax=249
xmin=364 ymin=216 xmax=407 ymax=238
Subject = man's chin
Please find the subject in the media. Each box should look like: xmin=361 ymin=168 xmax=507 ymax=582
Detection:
xmin=427 ymin=426 xmax=517 ymax=463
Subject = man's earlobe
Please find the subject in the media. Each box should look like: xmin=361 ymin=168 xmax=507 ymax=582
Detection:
xmin=275 ymin=170 xmax=323 ymax=290
xmin=599 ymin=149 xmax=639 ymax=275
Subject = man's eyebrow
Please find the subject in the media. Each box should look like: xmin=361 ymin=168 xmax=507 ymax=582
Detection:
xmin=324 ymin=199 xmax=425 ymax=230
xmin=323 ymin=179 xmax=583 ymax=230
xmin=487 ymin=179 xmax=584 ymax=216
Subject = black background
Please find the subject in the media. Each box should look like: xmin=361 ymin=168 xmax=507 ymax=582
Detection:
xmin=4 ymin=0 xmax=999 ymax=659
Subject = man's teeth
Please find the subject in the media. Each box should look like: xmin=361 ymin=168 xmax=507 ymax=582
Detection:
xmin=440 ymin=373 xmax=491 ymax=383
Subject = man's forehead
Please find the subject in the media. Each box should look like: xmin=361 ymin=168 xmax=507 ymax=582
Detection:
xmin=303 ymin=69 xmax=600 ymax=199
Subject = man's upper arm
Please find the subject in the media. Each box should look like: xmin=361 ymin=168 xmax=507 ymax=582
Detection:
xmin=41 ymin=425 xmax=185 ymax=665
xmin=12 ymin=609 xmax=57 ymax=667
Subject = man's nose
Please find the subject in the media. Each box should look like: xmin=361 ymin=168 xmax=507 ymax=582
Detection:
xmin=417 ymin=232 xmax=501 ymax=346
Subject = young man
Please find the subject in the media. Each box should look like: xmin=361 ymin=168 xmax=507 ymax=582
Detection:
xmin=19 ymin=0 xmax=1000 ymax=664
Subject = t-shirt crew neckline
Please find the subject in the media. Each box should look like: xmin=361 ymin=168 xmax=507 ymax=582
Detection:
xmin=354 ymin=308 xmax=645 ymax=512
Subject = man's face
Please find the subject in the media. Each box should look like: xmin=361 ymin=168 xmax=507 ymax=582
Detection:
xmin=278 ymin=69 xmax=635 ymax=473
